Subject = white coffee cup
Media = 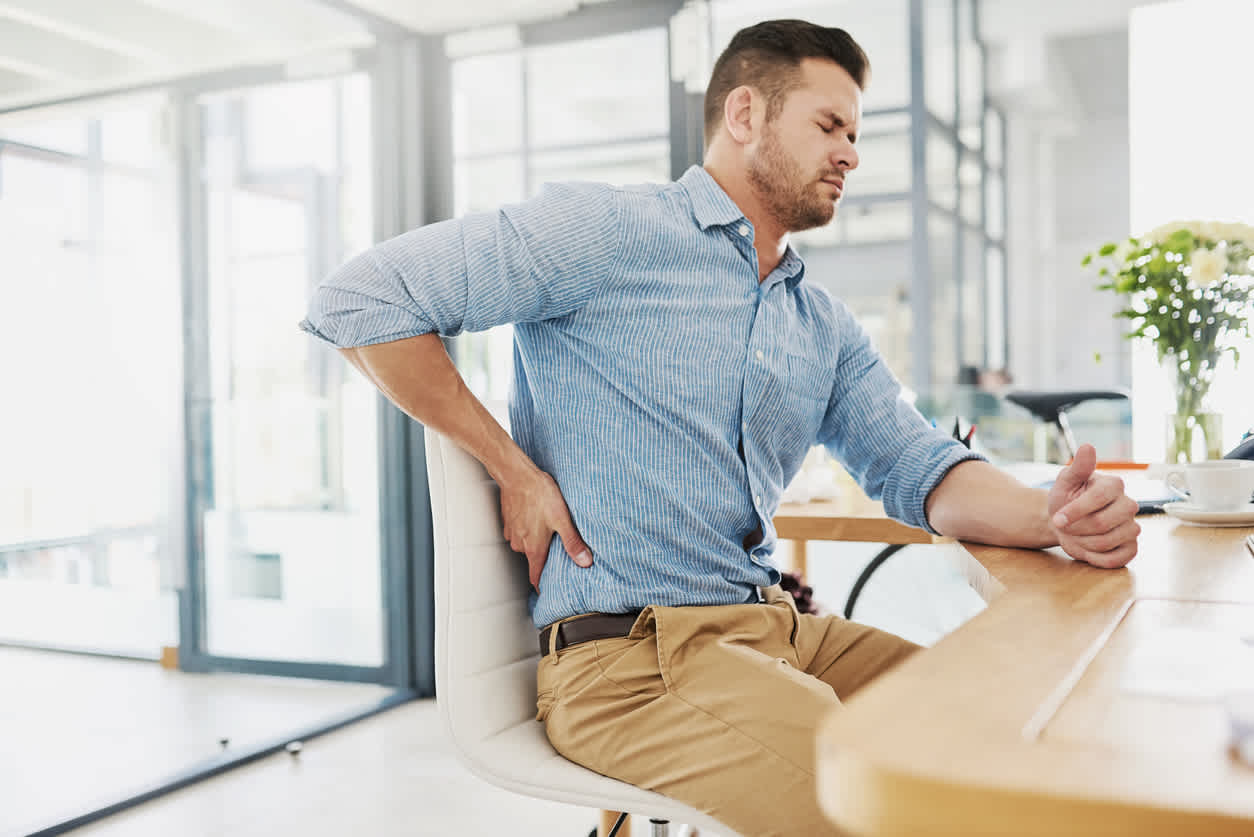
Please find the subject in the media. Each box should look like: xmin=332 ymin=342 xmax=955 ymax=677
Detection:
xmin=1164 ymin=460 xmax=1254 ymax=510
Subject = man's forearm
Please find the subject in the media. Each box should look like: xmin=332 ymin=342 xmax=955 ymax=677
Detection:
xmin=340 ymin=334 xmax=541 ymax=490
xmin=924 ymin=460 xmax=1056 ymax=549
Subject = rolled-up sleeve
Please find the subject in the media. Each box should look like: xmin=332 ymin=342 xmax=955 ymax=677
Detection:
xmin=300 ymin=181 xmax=622 ymax=347
xmin=817 ymin=301 xmax=984 ymax=534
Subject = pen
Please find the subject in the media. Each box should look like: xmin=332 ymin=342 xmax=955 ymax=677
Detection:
xmin=964 ymin=424 xmax=977 ymax=444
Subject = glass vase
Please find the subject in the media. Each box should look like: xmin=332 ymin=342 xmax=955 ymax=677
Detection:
xmin=1165 ymin=411 xmax=1223 ymax=463
xmin=1164 ymin=357 xmax=1223 ymax=463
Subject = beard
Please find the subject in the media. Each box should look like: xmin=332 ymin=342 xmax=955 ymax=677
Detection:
xmin=746 ymin=124 xmax=837 ymax=233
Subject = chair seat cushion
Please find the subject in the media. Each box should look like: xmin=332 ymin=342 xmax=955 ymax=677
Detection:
xmin=451 ymin=719 xmax=741 ymax=836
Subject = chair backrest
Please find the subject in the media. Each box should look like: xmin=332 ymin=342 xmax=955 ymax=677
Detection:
xmin=426 ymin=426 xmax=540 ymax=759
xmin=424 ymin=424 xmax=745 ymax=835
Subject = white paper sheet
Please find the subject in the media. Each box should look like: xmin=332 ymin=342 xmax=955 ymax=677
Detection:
xmin=1119 ymin=628 xmax=1254 ymax=701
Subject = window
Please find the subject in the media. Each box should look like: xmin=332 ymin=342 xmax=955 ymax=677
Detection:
xmin=450 ymin=26 xmax=672 ymax=403
xmin=194 ymin=75 xmax=384 ymax=666
xmin=0 ymin=99 xmax=180 ymax=655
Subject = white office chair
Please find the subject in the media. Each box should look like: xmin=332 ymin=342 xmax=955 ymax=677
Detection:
xmin=426 ymin=427 xmax=738 ymax=837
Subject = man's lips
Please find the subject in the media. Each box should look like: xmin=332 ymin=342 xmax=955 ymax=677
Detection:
xmin=820 ymin=177 xmax=844 ymax=197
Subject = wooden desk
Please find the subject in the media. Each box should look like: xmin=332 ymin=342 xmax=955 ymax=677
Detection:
xmin=775 ymin=495 xmax=948 ymax=577
xmin=814 ymin=516 xmax=1254 ymax=835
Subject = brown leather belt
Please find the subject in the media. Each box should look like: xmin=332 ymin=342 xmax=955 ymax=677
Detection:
xmin=539 ymin=611 xmax=642 ymax=657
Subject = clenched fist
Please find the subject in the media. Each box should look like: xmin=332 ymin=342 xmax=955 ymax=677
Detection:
xmin=1048 ymin=444 xmax=1141 ymax=568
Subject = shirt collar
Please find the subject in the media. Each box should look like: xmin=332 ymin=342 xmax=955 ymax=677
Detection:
xmin=778 ymin=247 xmax=806 ymax=289
xmin=679 ymin=164 xmax=808 ymax=288
xmin=679 ymin=165 xmax=749 ymax=231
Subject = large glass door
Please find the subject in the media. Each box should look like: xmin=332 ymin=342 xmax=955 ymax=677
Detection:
xmin=0 ymin=98 xmax=182 ymax=657
xmin=186 ymin=74 xmax=388 ymax=673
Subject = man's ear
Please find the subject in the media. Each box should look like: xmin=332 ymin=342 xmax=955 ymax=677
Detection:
xmin=723 ymin=85 xmax=757 ymax=145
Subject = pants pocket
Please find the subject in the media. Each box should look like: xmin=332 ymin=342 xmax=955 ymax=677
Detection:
xmin=536 ymin=654 xmax=558 ymax=721
xmin=763 ymin=584 xmax=801 ymax=645
xmin=590 ymin=634 xmax=666 ymax=698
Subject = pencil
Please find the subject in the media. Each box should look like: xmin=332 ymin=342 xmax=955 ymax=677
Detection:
xmin=1247 ymin=535 xmax=1254 ymax=560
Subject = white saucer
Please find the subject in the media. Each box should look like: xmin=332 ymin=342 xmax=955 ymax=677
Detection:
xmin=1163 ymin=501 xmax=1254 ymax=527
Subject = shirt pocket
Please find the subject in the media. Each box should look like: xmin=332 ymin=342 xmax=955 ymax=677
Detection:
xmin=776 ymin=353 xmax=830 ymax=454
xmin=786 ymin=353 xmax=831 ymax=409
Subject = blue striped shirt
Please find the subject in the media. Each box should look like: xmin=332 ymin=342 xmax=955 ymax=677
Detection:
xmin=301 ymin=165 xmax=982 ymax=627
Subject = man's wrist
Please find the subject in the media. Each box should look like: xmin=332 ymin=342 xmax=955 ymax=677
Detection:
xmin=1034 ymin=490 xmax=1061 ymax=548
xmin=489 ymin=445 xmax=544 ymax=492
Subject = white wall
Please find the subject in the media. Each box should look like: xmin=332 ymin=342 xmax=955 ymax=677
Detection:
xmin=1001 ymin=29 xmax=1132 ymax=391
xmin=1127 ymin=0 xmax=1254 ymax=458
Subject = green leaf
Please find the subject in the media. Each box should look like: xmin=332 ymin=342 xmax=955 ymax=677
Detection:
xmin=1098 ymin=243 xmax=1118 ymax=256
xmin=1166 ymin=229 xmax=1194 ymax=250
xmin=1081 ymin=253 xmax=1093 ymax=266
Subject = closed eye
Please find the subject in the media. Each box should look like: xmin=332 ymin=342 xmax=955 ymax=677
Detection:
xmin=817 ymin=111 xmax=858 ymax=143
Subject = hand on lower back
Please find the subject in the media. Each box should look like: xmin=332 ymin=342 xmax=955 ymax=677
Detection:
xmin=499 ymin=469 xmax=593 ymax=591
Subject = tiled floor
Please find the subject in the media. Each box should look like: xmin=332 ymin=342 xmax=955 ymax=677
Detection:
xmin=0 ymin=648 xmax=392 ymax=837
xmin=62 ymin=698 xmax=610 ymax=837
xmin=6 ymin=542 xmax=986 ymax=837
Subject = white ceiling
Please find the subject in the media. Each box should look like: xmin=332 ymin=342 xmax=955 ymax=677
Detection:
xmin=0 ymin=0 xmax=377 ymax=112
xmin=0 ymin=0 xmax=1156 ymax=114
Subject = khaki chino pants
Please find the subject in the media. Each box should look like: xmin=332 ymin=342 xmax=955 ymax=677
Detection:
xmin=535 ymin=586 xmax=921 ymax=837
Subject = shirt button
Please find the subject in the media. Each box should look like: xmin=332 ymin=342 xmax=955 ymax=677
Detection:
xmin=738 ymin=224 xmax=750 ymax=236
xmin=754 ymin=494 xmax=762 ymax=506
xmin=742 ymin=421 xmax=748 ymax=432
xmin=755 ymin=349 xmax=764 ymax=361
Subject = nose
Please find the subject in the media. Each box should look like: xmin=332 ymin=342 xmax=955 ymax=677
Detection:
xmin=834 ymin=140 xmax=858 ymax=172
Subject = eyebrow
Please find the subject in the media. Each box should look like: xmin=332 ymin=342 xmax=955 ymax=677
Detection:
xmin=818 ymin=109 xmax=858 ymax=142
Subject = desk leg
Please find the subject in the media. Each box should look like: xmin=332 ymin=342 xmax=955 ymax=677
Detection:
xmin=790 ymin=539 xmax=808 ymax=579
xmin=599 ymin=810 xmax=629 ymax=836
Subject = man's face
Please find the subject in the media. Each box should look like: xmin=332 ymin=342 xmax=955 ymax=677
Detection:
xmin=746 ymin=58 xmax=862 ymax=233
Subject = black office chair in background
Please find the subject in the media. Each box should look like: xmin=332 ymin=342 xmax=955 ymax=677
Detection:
xmin=1004 ymin=389 xmax=1130 ymax=461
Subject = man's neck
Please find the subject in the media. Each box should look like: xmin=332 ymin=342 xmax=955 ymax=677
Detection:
xmin=702 ymin=163 xmax=789 ymax=282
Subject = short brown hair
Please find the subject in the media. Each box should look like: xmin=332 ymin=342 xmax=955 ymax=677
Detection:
xmin=704 ymin=19 xmax=869 ymax=149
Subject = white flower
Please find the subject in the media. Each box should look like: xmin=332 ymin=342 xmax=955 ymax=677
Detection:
xmin=1147 ymin=222 xmax=1181 ymax=245
xmin=1189 ymin=245 xmax=1228 ymax=288
xmin=1140 ymin=219 xmax=1254 ymax=250
xmin=1147 ymin=220 xmax=1201 ymax=245
xmin=1216 ymin=222 xmax=1244 ymax=243
xmin=1223 ymin=222 xmax=1254 ymax=247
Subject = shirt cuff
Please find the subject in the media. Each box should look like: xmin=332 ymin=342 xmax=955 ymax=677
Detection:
xmin=881 ymin=437 xmax=987 ymax=535
xmin=913 ymin=445 xmax=987 ymax=535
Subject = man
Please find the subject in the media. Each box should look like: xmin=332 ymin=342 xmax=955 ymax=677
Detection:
xmin=301 ymin=19 xmax=1140 ymax=836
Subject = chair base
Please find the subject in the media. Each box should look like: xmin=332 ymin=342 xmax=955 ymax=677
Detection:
xmin=588 ymin=814 xmax=672 ymax=837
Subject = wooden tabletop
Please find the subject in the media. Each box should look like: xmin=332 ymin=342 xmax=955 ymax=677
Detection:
xmin=815 ymin=516 xmax=1254 ymax=835
xmin=775 ymin=496 xmax=946 ymax=546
